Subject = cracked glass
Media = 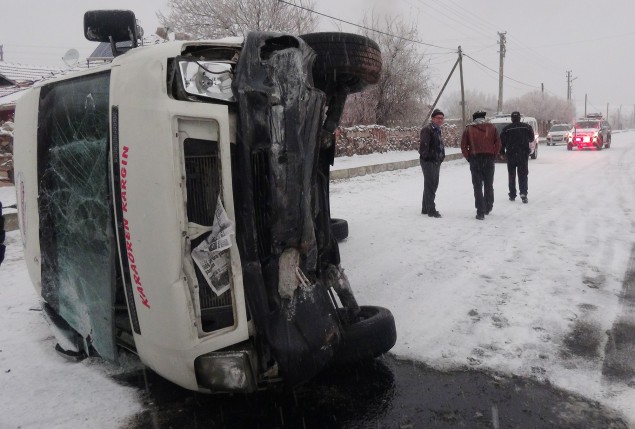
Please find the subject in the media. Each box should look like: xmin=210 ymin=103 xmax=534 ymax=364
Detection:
xmin=37 ymin=72 xmax=117 ymax=361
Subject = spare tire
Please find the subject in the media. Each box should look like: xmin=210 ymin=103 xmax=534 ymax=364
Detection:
xmin=330 ymin=218 xmax=349 ymax=241
xmin=300 ymin=32 xmax=382 ymax=94
xmin=333 ymin=305 xmax=397 ymax=366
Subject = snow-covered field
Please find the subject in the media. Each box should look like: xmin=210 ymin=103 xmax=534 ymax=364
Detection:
xmin=1 ymin=132 xmax=635 ymax=427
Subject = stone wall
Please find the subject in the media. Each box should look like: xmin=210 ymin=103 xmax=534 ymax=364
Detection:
xmin=335 ymin=123 xmax=461 ymax=157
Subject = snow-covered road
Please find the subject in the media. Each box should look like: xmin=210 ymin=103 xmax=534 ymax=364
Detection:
xmin=331 ymin=131 xmax=635 ymax=424
xmin=1 ymin=132 xmax=635 ymax=427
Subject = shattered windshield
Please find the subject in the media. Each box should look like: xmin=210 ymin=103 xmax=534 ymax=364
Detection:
xmin=37 ymin=72 xmax=117 ymax=361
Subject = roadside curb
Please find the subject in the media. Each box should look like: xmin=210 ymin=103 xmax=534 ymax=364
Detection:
xmin=330 ymin=152 xmax=464 ymax=180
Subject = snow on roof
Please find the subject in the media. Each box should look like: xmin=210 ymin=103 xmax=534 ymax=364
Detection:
xmin=0 ymin=62 xmax=65 ymax=85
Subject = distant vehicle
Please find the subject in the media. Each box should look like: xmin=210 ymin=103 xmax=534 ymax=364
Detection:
xmin=489 ymin=114 xmax=540 ymax=160
xmin=567 ymin=114 xmax=611 ymax=150
xmin=546 ymin=123 xmax=571 ymax=146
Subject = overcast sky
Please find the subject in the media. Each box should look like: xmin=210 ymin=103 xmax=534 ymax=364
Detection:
xmin=2 ymin=0 xmax=633 ymax=118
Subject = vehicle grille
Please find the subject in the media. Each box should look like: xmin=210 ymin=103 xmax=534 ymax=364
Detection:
xmin=184 ymin=142 xmax=220 ymax=226
xmin=184 ymin=138 xmax=234 ymax=331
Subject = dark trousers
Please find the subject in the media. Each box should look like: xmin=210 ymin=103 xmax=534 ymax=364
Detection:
xmin=469 ymin=156 xmax=495 ymax=215
xmin=420 ymin=159 xmax=441 ymax=213
xmin=506 ymin=157 xmax=529 ymax=198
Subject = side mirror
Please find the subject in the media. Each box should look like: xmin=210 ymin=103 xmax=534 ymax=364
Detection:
xmin=84 ymin=10 xmax=138 ymax=56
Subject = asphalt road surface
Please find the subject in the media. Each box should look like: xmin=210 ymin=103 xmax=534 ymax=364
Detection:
xmin=120 ymin=354 xmax=627 ymax=428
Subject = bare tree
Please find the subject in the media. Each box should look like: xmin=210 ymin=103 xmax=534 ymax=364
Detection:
xmin=158 ymin=0 xmax=318 ymax=39
xmin=340 ymin=90 xmax=377 ymax=126
xmin=504 ymin=90 xmax=575 ymax=130
xmin=349 ymin=15 xmax=431 ymax=127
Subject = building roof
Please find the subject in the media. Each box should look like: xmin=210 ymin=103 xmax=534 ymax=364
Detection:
xmin=0 ymin=62 xmax=65 ymax=86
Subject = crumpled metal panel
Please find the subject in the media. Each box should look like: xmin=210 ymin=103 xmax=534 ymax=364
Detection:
xmin=232 ymin=32 xmax=340 ymax=386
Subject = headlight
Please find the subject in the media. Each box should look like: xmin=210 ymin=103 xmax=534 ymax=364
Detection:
xmin=179 ymin=60 xmax=234 ymax=102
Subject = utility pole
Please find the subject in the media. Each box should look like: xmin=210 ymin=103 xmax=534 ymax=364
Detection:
xmin=497 ymin=32 xmax=506 ymax=113
xmin=0 ymin=45 xmax=3 ymax=62
xmin=458 ymin=46 xmax=466 ymax=129
xmin=584 ymin=94 xmax=587 ymax=117
xmin=566 ymin=71 xmax=577 ymax=119
xmin=566 ymin=71 xmax=577 ymax=101
xmin=423 ymin=51 xmax=461 ymax=125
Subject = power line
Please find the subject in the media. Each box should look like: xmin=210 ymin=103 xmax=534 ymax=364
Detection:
xmin=281 ymin=0 xmax=560 ymax=99
xmin=463 ymin=53 xmax=539 ymax=89
xmin=410 ymin=0 xmax=493 ymax=41
xmin=427 ymin=0 xmax=567 ymax=79
xmin=277 ymin=0 xmax=456 ymax=51
xmin=532 ymin=31 xmax=635 ymax=48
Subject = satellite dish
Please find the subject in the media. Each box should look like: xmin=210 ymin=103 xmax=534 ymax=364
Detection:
xmin=62 ymin=48 xmax=79 ymax=67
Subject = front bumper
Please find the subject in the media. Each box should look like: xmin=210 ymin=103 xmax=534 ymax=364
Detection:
xmin=547 ymin=135 xmax=566 ymax=143
xmin=573 ymin=135 xmax=599 ymax=147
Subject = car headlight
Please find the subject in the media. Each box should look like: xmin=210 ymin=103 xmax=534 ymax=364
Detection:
xmin=179 ymin=60 xmax=234 ymax=102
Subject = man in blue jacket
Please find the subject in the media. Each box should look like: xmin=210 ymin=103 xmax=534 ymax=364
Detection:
xmin=500 ymin=111 xmax=535 ymax=204
xmin=419 ymin=109 xmax=446 ymax=218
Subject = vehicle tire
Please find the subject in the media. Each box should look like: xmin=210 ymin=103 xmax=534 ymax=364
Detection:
xmin=330 ymin=218 xmax=349 ymax=241
xmin=299 ymin=32 xmax=382 ymax=94
xmin=331 ymin=218 xmax=349 ymax=241
xmin=567 ymin=144 xmax=572 ymax=151
xmin=333 ymin=306 xmax=397 ymax=366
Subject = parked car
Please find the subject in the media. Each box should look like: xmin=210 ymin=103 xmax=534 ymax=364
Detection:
xmin=13 ymin=10 xmax=396 ymax=394
xmin=567 ymin=114 xmax=611 ymax=150
xmin=546 ymin=123 xmax=571 ymax=146
xmin=489 ymin=114 xmax=540 ymax=159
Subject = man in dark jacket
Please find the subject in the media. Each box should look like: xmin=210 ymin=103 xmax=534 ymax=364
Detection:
xmin=461 ymin=111 xmax=502 ymax=220
xmin=500 ymin=111 xmax=535 ymax=204
xmin=419 ymin=109 xmax=446 ymax=218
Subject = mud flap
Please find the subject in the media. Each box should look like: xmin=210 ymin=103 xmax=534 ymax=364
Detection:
xmin=232 ymin=32 xmax=340 ymax=385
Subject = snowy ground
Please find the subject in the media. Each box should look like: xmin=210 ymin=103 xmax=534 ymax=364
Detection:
xmin=331 ymin=131 xmax=635 ymax=425
xmin=1 ymin=132 xmax=635 ymax=427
